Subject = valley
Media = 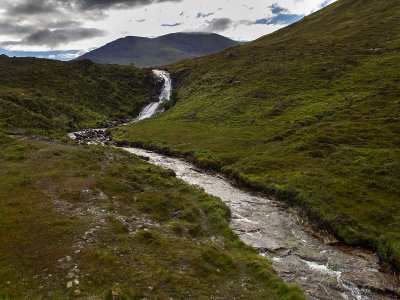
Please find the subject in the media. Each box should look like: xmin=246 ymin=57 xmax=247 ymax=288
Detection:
xmin=0 ymin=0 xmax=399 ymax=298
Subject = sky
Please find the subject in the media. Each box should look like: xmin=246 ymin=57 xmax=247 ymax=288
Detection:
xmin=0 ymin=0 xmax=336 ymax=60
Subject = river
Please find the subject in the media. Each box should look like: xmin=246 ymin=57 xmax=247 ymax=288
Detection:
xmin=69 ymin=69 xmax=400 ymax=299
xmin=123 ymin=147 xmax=399 ymax=300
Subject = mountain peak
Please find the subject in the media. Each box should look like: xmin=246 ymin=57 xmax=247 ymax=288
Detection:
xmin=76 ymin=32 xmax=239 ymax=68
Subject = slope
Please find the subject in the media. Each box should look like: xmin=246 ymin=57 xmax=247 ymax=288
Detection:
xmin=112 ymin=0 xmax=400 ymax=270
xmin=76 ymin=32 xmax=239 ymax=68
xmin=0 ymin=59 xmax=304 ymax=297
xmin=0 ymin=55 xmax=153 ymax=138
xmin=0 ymin=135 xmax=304 ymax=299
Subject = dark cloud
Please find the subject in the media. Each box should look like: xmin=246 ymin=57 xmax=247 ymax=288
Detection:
xmin=205 ymin=18 xmax=232 ymax=32
xmin=253 ymin=13 xmax=303 ymax=25
xmin=8 ymin=1 xmax=58 ymax=15
xmin=5 ymin=0 xmax=183 ymax=14
xmin=269 ymin=3 xmax=288 ymax=14
xmin=161 ymin=22 xmax=182 ymax=27
xmin=73 ymin=0 xmax=182 ymax=10
xmin=0 ymin=22 xmax=35 ymax=36
xmin=1 ymin=0 xmax=183 ymax=48
xmin=196 ymin=12 xmax=214 ymax=18
xmin=46 ymin=20 xmax=82 ymax=29
xmin=1 ymin=28 xmax=105 ymax=48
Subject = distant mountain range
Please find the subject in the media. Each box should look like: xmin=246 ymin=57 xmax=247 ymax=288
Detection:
xmin=75 ymin=32 xmax=240 ymax=68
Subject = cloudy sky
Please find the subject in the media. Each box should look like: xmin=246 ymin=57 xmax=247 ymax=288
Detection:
xmin=0 ymin=0 xmax=335 ymax=60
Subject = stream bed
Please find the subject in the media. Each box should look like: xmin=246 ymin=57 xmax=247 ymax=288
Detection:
xmin=123 ymin=147 xmax=399 ymax=300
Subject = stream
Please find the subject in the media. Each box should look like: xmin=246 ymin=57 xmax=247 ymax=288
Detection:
xmin=123 ymin=147 xmax=399 ymax=300
xmin=69 ymin=70 xmax=400 ymax=300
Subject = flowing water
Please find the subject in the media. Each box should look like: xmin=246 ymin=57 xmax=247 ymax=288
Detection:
xmin=69 ymin=70 xmax=399 ymax=299
xmin=133 ymin=69 xmax=172 ymax=122
xmin=123 ymin=148 xmax=399 ymax=300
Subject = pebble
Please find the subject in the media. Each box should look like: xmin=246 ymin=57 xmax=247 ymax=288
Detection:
xmin=67 ymin=281 xmax=73 ymax=288
xmin=67 ymin=272 xmax=75 ymax=279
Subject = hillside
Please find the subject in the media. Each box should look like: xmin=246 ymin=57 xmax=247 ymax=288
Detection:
xmin=112 ymin=0 xmax=400 ymax=271
xmin=75 ymin=32 xmax=239 ymax=68
xmin=0 ymin=62 xmax=303 ymax=297
xmin=0 ymin=56 xmax=153 ymax=137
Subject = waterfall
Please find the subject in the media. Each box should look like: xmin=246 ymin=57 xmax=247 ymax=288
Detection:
xmin=134 ymin=70 xmax=172 ymax=122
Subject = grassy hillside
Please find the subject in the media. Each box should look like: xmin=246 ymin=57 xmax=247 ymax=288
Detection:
xmin=0 ymin=56 xmax=153 ymax=138
xmin=112 ymin=0 xmax=400 ymax=270
xmin=76 ymin=33 xmax=239 ymax=68
xmin=0 ymin=134 xmax=304 ymax=299
xmin=0 ymin=56 xmax=304 ymax=297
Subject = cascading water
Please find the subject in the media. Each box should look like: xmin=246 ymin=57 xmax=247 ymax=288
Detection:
xmin=134 ymin=70 xmax=172 ymax=122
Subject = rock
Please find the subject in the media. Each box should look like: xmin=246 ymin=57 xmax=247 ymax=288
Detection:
xmin=67 ymin=272 xmax=75 ymax=279
xmin=67 ymin=281 xmax=73 ymax=288
xmin=341 ymin=270 xmax=400 ymax=297
xmin=172 ymin=210 xmax=183 ymax=218
xmin=74 ymin=289 xmax=81 ymax=295
xmin=148 ymin=286 xmax=153 ymax=291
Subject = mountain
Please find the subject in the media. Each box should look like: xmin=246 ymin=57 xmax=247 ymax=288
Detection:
xmin=112 ymin=0 xmax=400 ymax=271
xmin=75 ymin=32 xmax=240 ymax=68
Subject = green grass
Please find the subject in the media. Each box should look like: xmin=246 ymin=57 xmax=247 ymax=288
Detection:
xmin=111 ymin=0 xmax=400 ymax=270
xmin=0 ymin=56 xmax=153 ymax=138
xmin=0 ymin=134 xmax=304 ymax=299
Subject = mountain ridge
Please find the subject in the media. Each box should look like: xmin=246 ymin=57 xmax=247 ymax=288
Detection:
xmin=76 ymin=32 xmax=240 ymax=68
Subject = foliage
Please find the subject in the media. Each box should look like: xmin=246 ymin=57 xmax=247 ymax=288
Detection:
xmin=159 ymin=89 xmax=179 ymax=111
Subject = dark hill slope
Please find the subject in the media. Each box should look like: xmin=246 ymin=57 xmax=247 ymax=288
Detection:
xmin=0 ymin=56 xmax=153 ymax=137
xmin=76 ymin=33 xmax=239 ymax=68
xmin=112 ymin=0 xmax=400 ymax=269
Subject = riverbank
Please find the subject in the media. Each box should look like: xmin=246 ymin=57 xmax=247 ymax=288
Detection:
xmin=65 ymin=126 xmax=400 ymax=298
xmin=123 ymin=147 xmax=400 ymax=299
xmin=0 ymin=134 xmax=305 ymax=299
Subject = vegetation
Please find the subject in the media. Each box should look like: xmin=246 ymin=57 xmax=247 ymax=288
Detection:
xmin=0 ymin=134 xmax=304 ymax=299
xmin=112 ymin=0 xmax=400 ymax=270
xmin=76 ymin=33 xmax=239 ymax=68
xmin=159 ymin=89 xmax=179 ymax=111
xmin=0 ymin=56 xmax=153 ymax=138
